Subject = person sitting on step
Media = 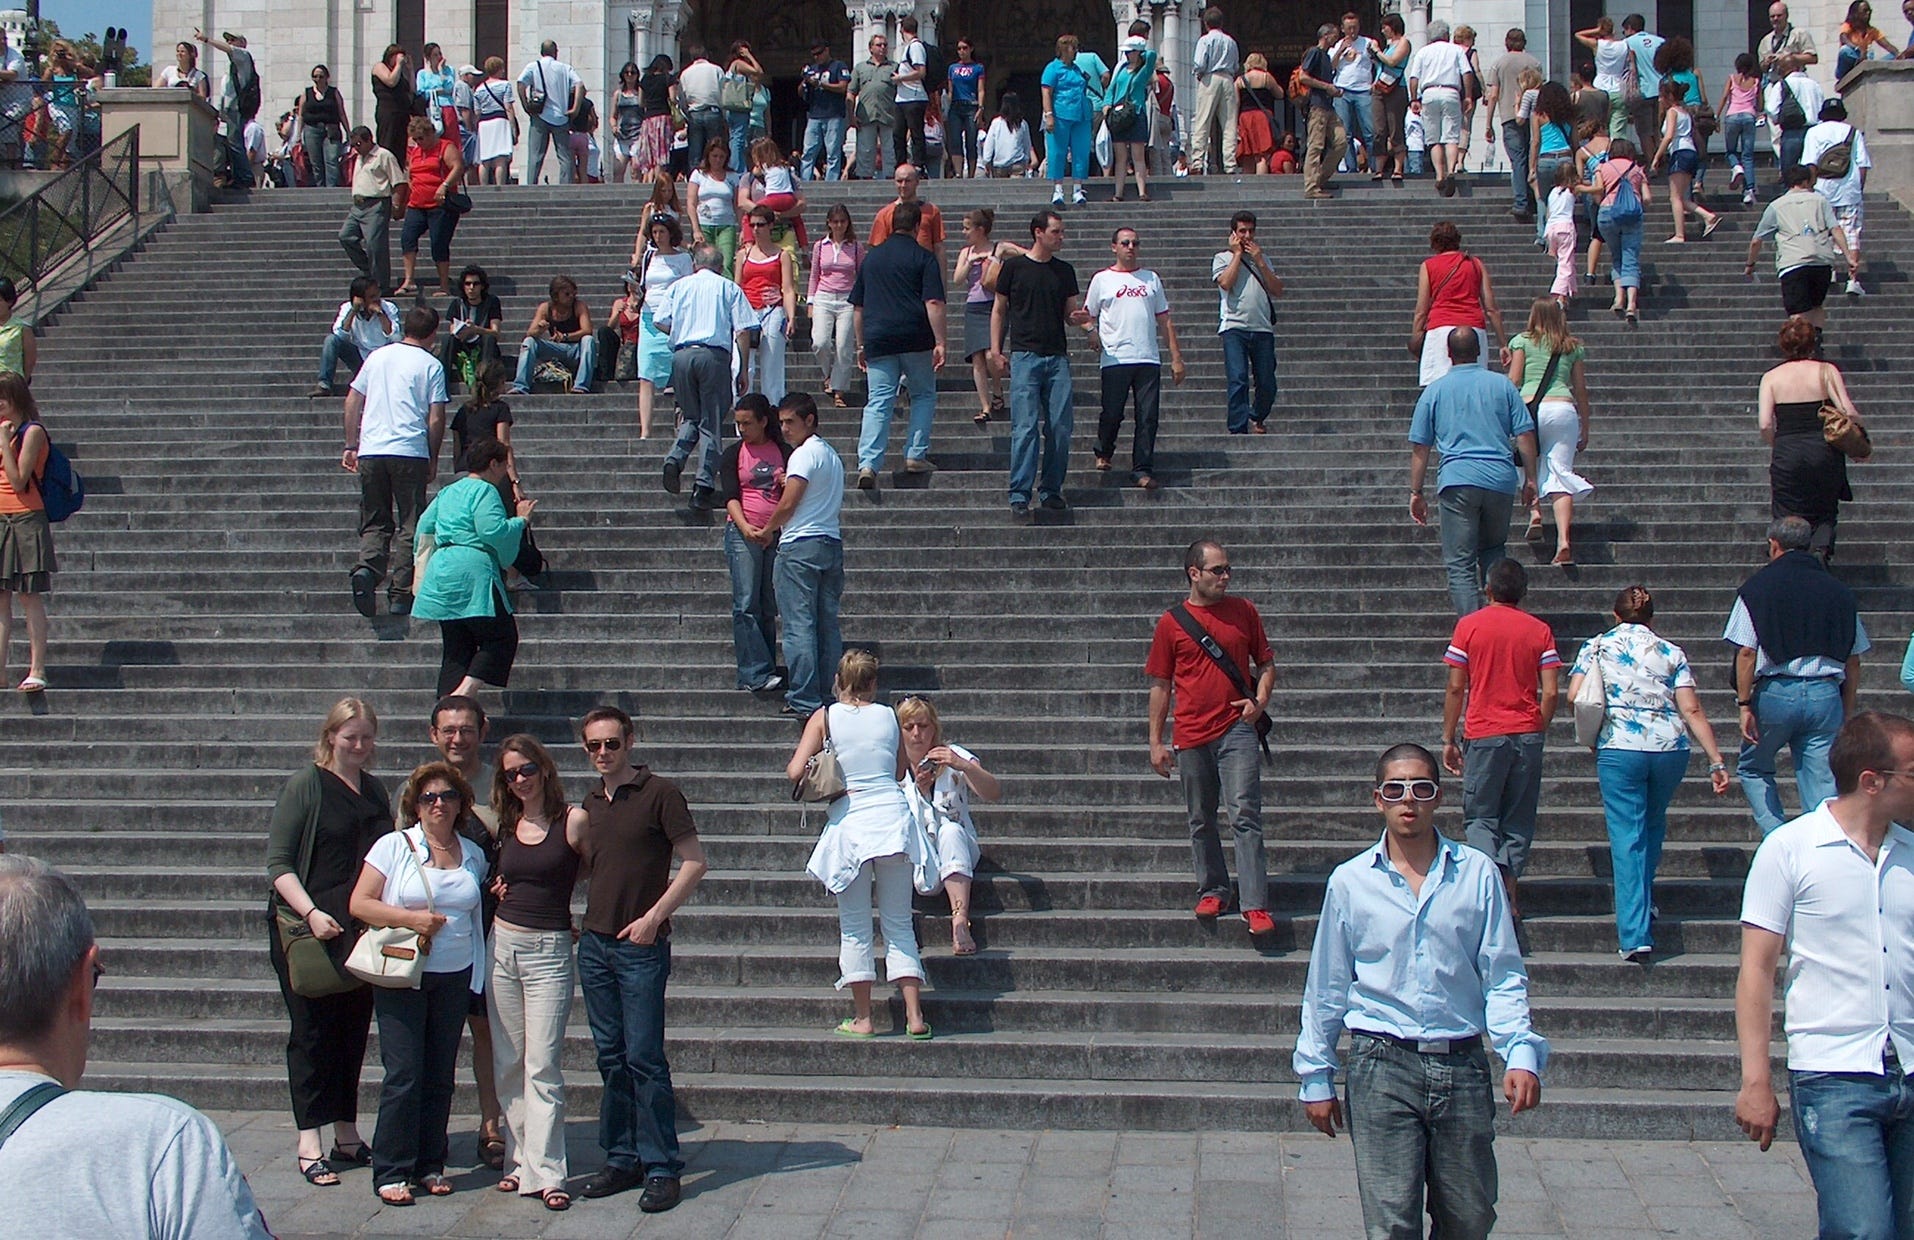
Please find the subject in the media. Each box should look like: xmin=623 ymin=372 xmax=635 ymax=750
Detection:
xmin=896 ymin=693 xmax=1002 ymax=955
xmin=510 ymin=275 xmax=597 ymax=395
xmin=311 ymin=275 xmax=400 ymax=398
xmin=439 ymin=264 xmax=503 ymax=392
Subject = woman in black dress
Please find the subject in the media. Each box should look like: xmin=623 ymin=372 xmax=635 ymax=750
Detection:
xmin=371 ymin=45 xmax=415 ymax=163
xmin=1759 ymin=315 xmax=1865 ymax=560
xmin=264 ymin=697 xmax=387 ymax=1187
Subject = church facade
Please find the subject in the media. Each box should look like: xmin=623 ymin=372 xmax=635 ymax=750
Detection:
xmin=155 ymin=0 xmax=1855 ymax=170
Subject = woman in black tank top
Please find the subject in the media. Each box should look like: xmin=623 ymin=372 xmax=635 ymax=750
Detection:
xmin=300 ymin=65 xmax=350 ymax=187
xmin=485 ymin=735 xmax=588 ymax=1209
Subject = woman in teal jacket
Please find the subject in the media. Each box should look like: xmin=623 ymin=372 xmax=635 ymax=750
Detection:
xmin=414 ymin=438 xmax=536 ymax=699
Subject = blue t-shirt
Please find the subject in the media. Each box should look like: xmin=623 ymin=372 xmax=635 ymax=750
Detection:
xmin=1625 ymin=32 xmax=1664 ymax=92
xmin=947 ymin=60 xmax=985 ymax=106
xmin=849 ymin=235 xmax=946 ymax=357
xmin=802 ymin=60 xmax=850 ymax=120
xmin=1408 ymin=367 xmax=1535 ymax=494
xmin=1042 ymin=58 xmax=1093 ymax=122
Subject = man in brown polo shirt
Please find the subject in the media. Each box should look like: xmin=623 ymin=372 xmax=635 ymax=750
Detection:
xmin=574 ymin=706 xmax=707 ymax=1213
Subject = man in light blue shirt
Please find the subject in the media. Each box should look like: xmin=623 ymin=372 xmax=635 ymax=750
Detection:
xmin=1620 ymin=15 xmax=1665 ymax=152
xmin=1295 ymin=742 xmax=1546 ymax=1240
xmin=1408 ymin=329 xmax=1537 ymax=616
xmin=516 ymin=41 xmax=584 ymax=185
xmin=656 ymin=246 xmax=757 ymax=510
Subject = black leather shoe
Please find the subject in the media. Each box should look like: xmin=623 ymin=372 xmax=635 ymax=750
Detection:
xmin=580 ymin=1164 xmax=646 ymax=1199
xmin=689 ymin=486 xmax=718 ymax=510
xmin=639 ymin=1175 xmax=682 ymax=1213
xmin=662 ymin=460 xmax=683 ymax=494
xmin=349 ymin=568 xmax=377 ymax=618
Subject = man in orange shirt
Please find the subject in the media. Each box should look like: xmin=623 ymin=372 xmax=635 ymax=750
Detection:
xmin=867 ymin=164 xmax=945 ymax=267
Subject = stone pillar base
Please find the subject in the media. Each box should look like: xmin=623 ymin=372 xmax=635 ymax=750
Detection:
xmin=1840 ymin=60 xmax=1914 ymax=195
xmin=96 ymin=87 xmax=220 ymax=214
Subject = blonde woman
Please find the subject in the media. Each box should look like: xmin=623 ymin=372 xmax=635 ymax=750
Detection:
xmin=789 ymin=651 xmax=931 ymax=1039
xmin=1506 ymin=298 xmax=1593 ymax=566
xmin=896 ymin=695 xmax=1002 ymax=955
xmin=486 ymin=735 xmax=587 ymax=1212
xmin=264 ymin=698 xmax=386 ymax=1188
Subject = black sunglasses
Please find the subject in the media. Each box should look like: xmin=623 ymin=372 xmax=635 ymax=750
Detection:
xmin=584 ymin=737 xmax=625 ymax=754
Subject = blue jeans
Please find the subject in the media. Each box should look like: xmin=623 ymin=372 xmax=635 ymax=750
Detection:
xmin=1779 ymin=127 xmax=1807 ymax=182
xmin=1346 ymin=1034 xmax=1499 ymax=1240
xmin=514 ymin=335 xmax=597 ymax=393
xmin=1596 ymin=747 xmax=1689 ymax=952
xmin=723 ymin=524 xmax=779 ymax=689
xmin=1436 ymin=486 xmax=1514 ymax=617
xmin=226 ymin=127 xmax=255 ymax=187
xmin=1504 ymin=120 xmax=1533 ymax=213
xmin=1462 ymin=732 xmax=1544 ymax=877
xmin=1220 ymin=329 xmax=1276 ymax=433
xmin=948 ymin=101 xmax=979 ymax=170
xmin=1175 ymin=720 xmax=1267 ymax=912
xmin=1046 ymin=116 xmax=1092 ymax=182
xmin=577 ymin=932 xmax=681 ymax=1177
xmin=1599 ymin=209 xmax=1644 ymax=289
xmin=1337 ymin=92 xmax=1374 ymax=173
xmin=726 ymin=109 xmax=751 ymax=173
xmin=317 ymin=332 xmax=364 ymax=386
xmin=859 ymin=350 xmax=937 ymax=471
xmin=1791 ymin=1056 xmax=1914 ymax=1240
xmin=685 ymin=107 xmax=725 ymax=175
xmin=1007 ymin=351 xmax=1073 ymax=506
xmin=1738 ymin=676 xmax=1844 ymax=835
xmin=801 ymin=115 xmax=846 ymax=179
xmin=1722 ymin=113 xmax=1758 ymax=186
xmin=527 ymin=115 xmax=572 ymax=184
xmin=772 ymin=534 xmax=843 ymax=715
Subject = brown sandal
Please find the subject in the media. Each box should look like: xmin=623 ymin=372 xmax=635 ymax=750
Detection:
xmin=831 ymin=390 xmax=849 ymax=408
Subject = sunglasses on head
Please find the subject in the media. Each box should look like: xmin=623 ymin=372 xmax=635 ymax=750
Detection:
xmin=1376 ymin=779 xmax=1440 ymax=803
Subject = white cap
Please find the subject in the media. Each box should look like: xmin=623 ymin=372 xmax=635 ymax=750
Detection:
xmin=1121 ymin=36 xmax=1148 ymax=54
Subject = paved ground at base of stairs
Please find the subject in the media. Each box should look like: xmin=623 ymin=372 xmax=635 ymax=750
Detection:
xmin=215 ymin=1110 xmax=1819 ymax=1238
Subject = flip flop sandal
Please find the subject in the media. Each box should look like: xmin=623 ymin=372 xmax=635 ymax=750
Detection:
xmin=377 ymin=1183 xmax=415 ymax=1207
xmin=496 ymin=1176 xmax=520 ymax=1193
xmin=542 ymin=1190 xmax=572 ymax=1211
xmin=973 ymin=409 xmax=991 ymax=425
xmin=419 ymin=1174 xmax=453 ymax=1196
xmin=833 ymin=1018 xmax=876 ymax=1039
xmin=906 ymin=1024 xmax=935 ymax=1041
xmin=1703 ymin=216 xmax=1722 ymax=238
xmin=16 ymin=675 xmax=46 ymax=693
xmin=299 ymin=1157 xmax=340 ymax=1187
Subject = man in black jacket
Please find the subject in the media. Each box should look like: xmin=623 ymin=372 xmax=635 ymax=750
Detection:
xmin=1723 ymin=516 xmax=1870 ymax=835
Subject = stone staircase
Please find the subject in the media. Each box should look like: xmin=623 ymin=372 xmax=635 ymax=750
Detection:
xmin=12 ymin=173 xmax=1914 ymax=1140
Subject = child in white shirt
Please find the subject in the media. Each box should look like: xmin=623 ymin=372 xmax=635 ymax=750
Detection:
xmin=1544 ymin=160 xmax=1579 ymax=302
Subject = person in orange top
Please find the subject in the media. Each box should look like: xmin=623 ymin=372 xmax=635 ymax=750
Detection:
xmin=397 ymin=115 xmax=467 ymax=299
xmin=866 ymin=164 xmax=944 ymax=268
xmin=0 ymin=372 xmax=52 ymax=693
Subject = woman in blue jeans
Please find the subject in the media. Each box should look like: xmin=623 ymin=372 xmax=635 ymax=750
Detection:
xmin=1718 ymin=54 xmax=1762 ymax=205
xmin=719 ymin=395 xmax=790 ymax=694
xmin=1575 ymin=138 xmax=1650 ymax=321
xmin=1040 ymin=35 xmax=1096 ymax=207
xmin=1568 ymin=585 xmax=1731 ymax=962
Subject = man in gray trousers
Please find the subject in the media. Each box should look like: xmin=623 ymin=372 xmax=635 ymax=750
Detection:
xmin=654 ymin=246 xmax=756 ymax=512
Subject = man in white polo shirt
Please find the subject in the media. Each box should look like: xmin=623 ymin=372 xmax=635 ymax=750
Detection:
xmin=1408 ymin=20 xmax=1472 ymax=197
xmin=343 ymin=304 xmax=447 ymax=618
xmin=1734 ymin=710 xmax=1914 ymax=1239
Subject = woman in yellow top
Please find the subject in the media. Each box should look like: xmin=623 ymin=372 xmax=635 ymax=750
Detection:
xmin=0 ymin=371 xmax=51 ymax=692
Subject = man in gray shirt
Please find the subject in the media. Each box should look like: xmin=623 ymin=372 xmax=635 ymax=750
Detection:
xmin=0 ymin=855 xmax=272 ymax=1237
xmin=849 ymin=35 xmax=901 ymax=179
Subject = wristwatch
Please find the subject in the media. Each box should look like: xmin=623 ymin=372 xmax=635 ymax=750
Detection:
xmin=1735 ymin=698 xmax=1752 ymax=708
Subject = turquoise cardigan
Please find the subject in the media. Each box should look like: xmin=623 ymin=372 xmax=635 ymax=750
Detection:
xmin=413 ymin=475 xmax=525 ymax=621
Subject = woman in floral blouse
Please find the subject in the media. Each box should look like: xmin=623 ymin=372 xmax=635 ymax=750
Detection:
xmin=1567 ymin=585 xmax=1731 ymax=963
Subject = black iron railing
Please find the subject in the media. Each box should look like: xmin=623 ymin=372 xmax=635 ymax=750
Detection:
xmin=0 ymin=127 xmax=138 ymax=289
xmin=0 ymin=79 xmax=109 ymax=170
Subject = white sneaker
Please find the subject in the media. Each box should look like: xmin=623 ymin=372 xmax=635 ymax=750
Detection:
xmin=1847 ymin=278 xmax=1866 ymax=296
xmin=1729 ymin=166 xmax=1744 ymax=189
xmin=1071 ymin=188 xmax=1088 ymax=206
xmin=1743 ymin=190 xmax=1756 ymax=205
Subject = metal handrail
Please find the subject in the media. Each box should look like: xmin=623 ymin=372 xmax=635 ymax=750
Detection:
xmin=0 ymin=127 xmax=139 ymax=289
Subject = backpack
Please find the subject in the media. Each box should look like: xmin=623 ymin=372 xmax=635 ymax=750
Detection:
xmin=1605 ymin=161 xmax=1644 ymax=223
xmin=1814 ymin=124 xmax=1856 ymax=178
xmin=922 ymin=43 xmax=948 ymax=95
xmin=1776 ymin=81 xmax=1808 ymax=131
xmin=14 ymin=422 xmax=82 ymax=523
xmin=235 ymin=65 xmax=262 ymax=121
xmin=1287 ymin=66 xmax=1311 ymax=102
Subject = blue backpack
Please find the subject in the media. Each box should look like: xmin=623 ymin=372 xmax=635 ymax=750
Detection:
xmin=1606 ymin=160 xmax=1644 ymax=224
xmin=15 ymin=422 xmax=82 ymax=522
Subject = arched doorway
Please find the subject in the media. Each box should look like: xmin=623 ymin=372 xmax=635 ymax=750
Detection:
xmin=680 ymin=0 xmax=853 ymax=151
xmin=942 ymin=0 xmax=1115 ymax=114
xmin=1232 ymin=1 xmax=1383 ymax=135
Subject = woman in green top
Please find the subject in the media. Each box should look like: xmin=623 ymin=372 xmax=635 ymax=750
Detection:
xmin=0 ymin=279 xmax=36 ymax=379
xmin=1505 ymin=297 xmax=1593 ymax=566
xmin=413 ymin=438 xmax=536 ymax=700
xmin=1106 ymin=37 xmax=1158 ymax=203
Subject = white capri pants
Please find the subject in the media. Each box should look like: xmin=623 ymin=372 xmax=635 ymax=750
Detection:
xmin=1418 ymin=325 xmax=1488 ymax=387
xmin=835 ymin=854 xmax=924 ymax=989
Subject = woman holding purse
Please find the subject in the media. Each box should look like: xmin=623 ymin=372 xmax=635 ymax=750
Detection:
xmin=264 ymin=697 xmax=387 ymax=1188
xmin=350 ymin=762 xmax=489 ymax=1207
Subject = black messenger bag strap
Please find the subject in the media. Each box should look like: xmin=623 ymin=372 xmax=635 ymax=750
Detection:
xmin=1170 ymin=603 xmax=1273 ymax=759
xmin=0 ymin=1081 xmax=68 ymax=1153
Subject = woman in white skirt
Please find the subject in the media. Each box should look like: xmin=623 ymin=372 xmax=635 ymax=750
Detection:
xmin=1506 ymin=297 xmax=1593 ymax=566
xmin=788 ymin=651 xmax=932 ymax=1040
xmin=472 ymin=58 xmax=518 ymax=185
xmin=896 ymin=695 xmax=1002 ymax=955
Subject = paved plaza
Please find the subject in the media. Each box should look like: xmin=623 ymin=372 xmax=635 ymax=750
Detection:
xmin=216 ymin=1111 xmax=1821 ymax=1239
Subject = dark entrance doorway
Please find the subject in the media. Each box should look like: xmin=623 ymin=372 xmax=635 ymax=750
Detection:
xmin=941 ymin=0 xmax=1114 ymax=116
xmin=680 ymin=0 xmax=854 ymax=152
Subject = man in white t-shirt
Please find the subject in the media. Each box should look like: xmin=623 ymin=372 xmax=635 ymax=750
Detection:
xmin=761 ymin=393 xmax=846 ymax=718
xmin=1734 ymin=711 xmax=1914 ymax=1240
xmin=1802 ymin=98 xmax=1872 ymax=294
xmin=1084 ymin=226 xmax=1184 ymax=490
xmin=0 ymin=855 xmax=272 ymax=1238
xmin=1331 ymin=12 xmax=1379 ymax=174
xmin=516 ymin=41 xmax=584 ymax=184
xmin=344 ymin=305 xmax=448 ymax=617
xmin=1408 ymin=21 xmax=1472 ymax=195
xmin=894 ymin=16 xmax=932 ymax=170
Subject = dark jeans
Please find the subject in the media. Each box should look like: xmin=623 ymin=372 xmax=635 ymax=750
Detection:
xmin=227 ymin=125 xmax=255 ymax=187
xmin=685 ymin=107 xmax=726 ymax=175
xmin=356 ymin=455 xmax=430 ymax=598
xmin=266 ymin=912 xmax=374 ymax=1131
xmin=371 ymin=966 xmax=472 ymax=1188
xmin=1436 ymin=486 xmax=1515 ymax=616
xmin=1779 ymin=127 xmax=1807 ymax=180
xmin=1175 ymin=720 xmax=1267 ymax=913
xmin=724 ymin=524 xmax=780 ymax=689
xmin=1790 ymin=1054 xmax=1914 ymax=1239
xmin=1221 ymin=329 xmax=1276 ymax=433
xmin=401 ymin=205 xmax=458 ymax=264
xmin=577 ymin=932 xmax=683 ymax=1177
xmin=1347 ymin=1034 xmax=1499 ymax=1239
xmin=663 ymin=345 xmax=733 ymax=493
xmin=1095 ymin=363 xmax=1161 ymax=482
xmin=439 ymin=332 xmax=502 ymax=389
xmin=948 ymin=101 xmax=979 ymax=169
xmin=339 ymin=201 xmax=393 ymax=290
xmin=772 ymin=534 xmax=844 ymax=716
xmin=1503 ymin=120 xmax=1532 ymax=213
xmin=1461 ymin=731 xmax=1545 ymax=877
xmin=898 ymin=100 xmax=929 ymax=168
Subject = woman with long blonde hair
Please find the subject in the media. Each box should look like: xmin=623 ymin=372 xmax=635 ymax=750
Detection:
xmin=1505 ymin=298 xmax=1593 ymax=565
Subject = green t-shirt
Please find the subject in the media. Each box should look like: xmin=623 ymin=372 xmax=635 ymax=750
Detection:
xmin=1508 ymin=333 xmax=1583 ymax=402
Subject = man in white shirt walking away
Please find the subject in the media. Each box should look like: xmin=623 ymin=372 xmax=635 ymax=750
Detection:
xmin=1083 ymin=225 xmax=1184 ymax=490
xmin=1189 ymin=7 xmax=1240 ymax=174
xmin=1735 ymin=710 xmax=1914 ymax=1239
xmin=1801 ymin=97 xmax=1871 ymax=295
xmin=1408 ymin=21 xmax=1474 ymax=196
xmin=516 ymin=41 xmax=584 ymax=184
xmin=1295 ymin=742 xmax=1546 ymax=1239
xmin=343 ymin=305 xmax=447 ymax=618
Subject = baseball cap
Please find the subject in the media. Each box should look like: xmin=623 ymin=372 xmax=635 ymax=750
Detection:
xmin=458 ymin=63 xmax=482 ymax=77
xmin=1122 ymin=36 xmax=1148 ymax=53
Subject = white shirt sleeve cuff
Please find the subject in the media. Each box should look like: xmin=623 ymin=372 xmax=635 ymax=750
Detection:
xmin=1505 ymin=1042 xmax=1543 ymax=1080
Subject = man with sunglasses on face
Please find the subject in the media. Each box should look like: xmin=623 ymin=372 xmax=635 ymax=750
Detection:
xmin=1296 ymin=743 xmax=1545 ymax=1239
xmin=575 ymin=706 xmax=707 ymax=1213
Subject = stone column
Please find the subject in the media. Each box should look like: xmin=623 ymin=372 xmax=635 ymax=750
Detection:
xmin=1408 ymin=0 xmax=1430 ymax=45
xmin=846 ymin=1 xmax=867 ymax=65
xmin=631 ymin=7 xmax=654 ymax=73
xmin=1840 ymin=60 xmax=1914 ymax=193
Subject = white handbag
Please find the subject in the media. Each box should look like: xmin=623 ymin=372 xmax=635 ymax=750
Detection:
xmin=344 ymin=828 xmax=436 ymax=989
xmin=1572 ymin=638 xmax=1609 ymax=748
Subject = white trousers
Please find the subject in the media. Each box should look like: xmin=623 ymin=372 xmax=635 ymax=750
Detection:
xmin=487 ymin=922 xmax=575 ymax=1194
xmin=835 ymin=854 xmax=924 ymax=988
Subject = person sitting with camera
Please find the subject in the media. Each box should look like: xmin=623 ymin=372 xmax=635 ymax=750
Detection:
xmin=896 ymin=694 xmax=1002 ymax=955
xmin=510 ymin=275 xmax=598 ymax=395
xmin=311 ymin=275 xmax=401 ymax=398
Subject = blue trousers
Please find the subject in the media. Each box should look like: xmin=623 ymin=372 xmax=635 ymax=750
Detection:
xmin=1596 ymin=747 xmax=1688 ymax=952
xmin=772 ymin=534 xmax=843 ymax=716
xmin=1599 ymin=208 xmax=1644 ymax=289
xmin=1722 ymin=113 xmax=1759 ymax=187
xmin=859 ymin=350 xmax=937 ymax=471
xmin=514 ymin=335 xmax=597 ymax=393
xmin=1738 ymin=676 xmax=1844 ymax=835
xmin=1046 ymin=117 xmax=1092 ymax=182
xmin=1007 ymin=351 xmax=1073 ymax=506
xmin=577 ymin=932 xmax=681 ymax=1177
xmin=317 ymin=333 xmax=364 ymax=386
xmin=723 ymin=525 xmax=779 ymax=689
xmin=1436 ymin=486 xmax=1514 ymax=617
xmin=1337 ymin=92 xmax=1375 ymax=173
xmin=1791 ymin=1055 xmax=1914 ymax=1240
xmin=1503 ymin=120 xmax=1533 ymax=213
xmin=1221 ymin=329 xmax=1277 ymax=433
xmin=801 ymin=115 xmax=846 ymax=180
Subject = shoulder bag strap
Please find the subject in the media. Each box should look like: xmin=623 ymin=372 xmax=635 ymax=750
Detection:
xmin=1170 ymin=604 xmax=1258 ymax=703
xmin=0 ymin=1081 xmax=67 ymax=1153
xmin=1527 ymin=347 xmax=1565 ymax=416
xmin=399 ymin=827 xmax=439 ymax=916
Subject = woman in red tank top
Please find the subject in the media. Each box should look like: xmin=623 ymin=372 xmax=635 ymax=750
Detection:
xmin=1409 ymin=220 xmax=1507 ymax=386
xmin=398 ymin=115 xmax=467 ymax=297
xmin=733 ymin=205 xmax=797 ymax=403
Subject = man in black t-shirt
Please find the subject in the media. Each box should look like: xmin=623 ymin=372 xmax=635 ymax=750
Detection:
xmin=989 ymin=208 xmax=1088 ymax=519
xmin=1297 ymin=24 xmax=1349 ymax=199
xmin=799 ymin=42 xmax=852 ymax=180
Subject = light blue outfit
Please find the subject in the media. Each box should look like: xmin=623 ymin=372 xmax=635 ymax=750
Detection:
xmin=412 ymin=475 xmax=525 ymax=621
xmin=1041 ymin=58 xmax=1094 ymax=181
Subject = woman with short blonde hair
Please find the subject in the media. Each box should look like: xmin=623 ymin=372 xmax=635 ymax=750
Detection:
xmin=896 ymin=695 xmax=1002 ymax=954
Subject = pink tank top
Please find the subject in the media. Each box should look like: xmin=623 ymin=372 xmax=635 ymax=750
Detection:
xmin=1727 ymin=78 xmax=1758 ymax=117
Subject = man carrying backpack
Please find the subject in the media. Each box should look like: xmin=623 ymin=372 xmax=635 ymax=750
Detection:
xmin=194 ymin=29 xmax=259 ymax=189
xmin=1801 ymin=98 xmax=1870 ymax=295
xmin=1746 ymin=163 xmax=1857 ymax=332
xmin=1770 ymin=65 xmax=1823 ymax=183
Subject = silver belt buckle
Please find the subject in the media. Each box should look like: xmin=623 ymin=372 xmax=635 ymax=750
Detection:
xmin=1416 ymin=1039 xmax=1451 ymax=1054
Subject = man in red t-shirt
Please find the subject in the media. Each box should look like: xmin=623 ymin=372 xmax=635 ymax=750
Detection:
xmin=1440 ymin=559 xmax=1560 ymax=916
xmin=1145 ymin=539 xmax=1277 ymax=936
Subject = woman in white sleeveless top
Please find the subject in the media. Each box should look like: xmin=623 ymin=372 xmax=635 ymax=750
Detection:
xmin=789 ymin=651 xmax=931 ymax=1039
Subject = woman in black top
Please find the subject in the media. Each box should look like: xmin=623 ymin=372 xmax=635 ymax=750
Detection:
xmin=485 ymin=735 xmax=587 ymax=1209
xmin=301 ymin=65 xmax=350 ymax=187
xmin=263 ymin=698 xmax=387 ymax=1188
xmin=451 ymin=361 xmax=518 ymax=503
xmin=371 ymin=45 xmax=415 ymax=163
xmin=440 ymin=263 xmax=504 ymax=389
xmin=1760 ymin=316 xmax=1864 ymax=559
xmin=635 ymin=55 xmax=677 ymax=181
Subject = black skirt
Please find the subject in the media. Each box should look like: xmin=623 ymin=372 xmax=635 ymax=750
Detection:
xmin=1770 ymin=403 xmax=1849 ymax=524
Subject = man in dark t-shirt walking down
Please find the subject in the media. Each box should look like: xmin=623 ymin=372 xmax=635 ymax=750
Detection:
xmin=989 ymin=208 xmax=1089 ymax=520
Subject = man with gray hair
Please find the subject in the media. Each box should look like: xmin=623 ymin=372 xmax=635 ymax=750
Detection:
xmin=0 ymin=856 xmax=272 ymax=1236
xmin=655 ymin=245 xmax=757 ymax=511
xmin=1407 ymin=20 xmax=1472 ymax=195
xmin=1724 ymin=515 xmax=1869 ymax=834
